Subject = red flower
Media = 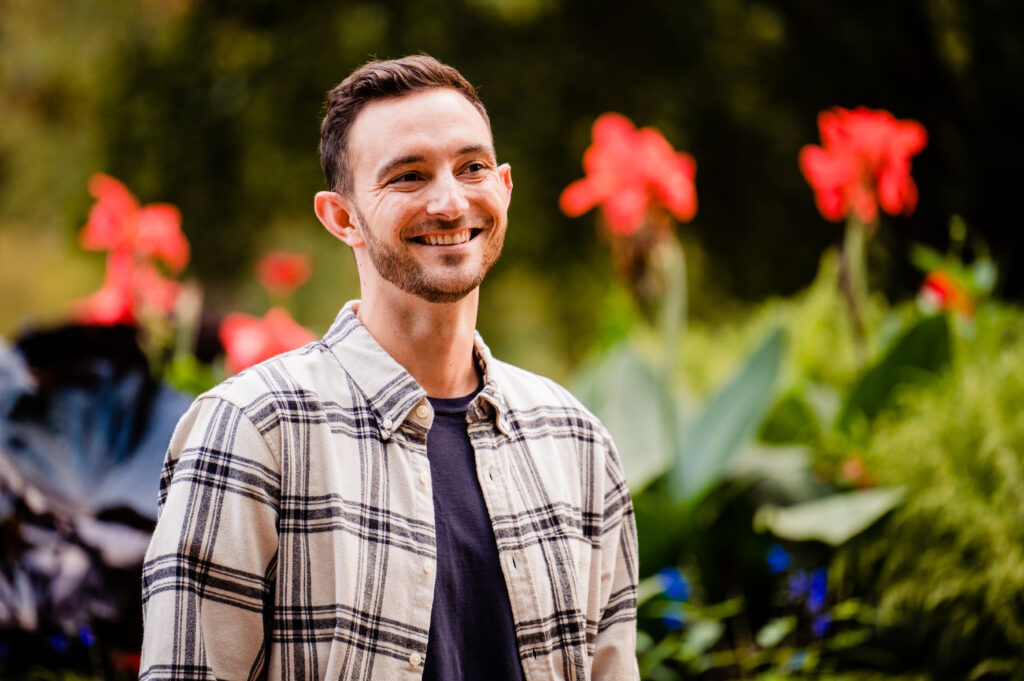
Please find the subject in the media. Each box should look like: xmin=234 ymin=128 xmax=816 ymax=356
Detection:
xmin=799 ymin=107 xmax=927 ymax=224
xmin=560 ymin=113 xmax=697 ymax=235
xmin=75 ymin=174 xmax=190 ymax=326
xmin=219 ymin=307 xmax=316 ymax=374
xmin=74 ymin=255 xmax=182 ymax=326
xmin=919 ymin=270 xmax=973 ymax=316
xmin=80 ymin=174 xmax=189 ymax=274
xmin=74 ymin=280 xmax=135 ymax=326
xmin=256 ymin=252 xmax=314 ymax=298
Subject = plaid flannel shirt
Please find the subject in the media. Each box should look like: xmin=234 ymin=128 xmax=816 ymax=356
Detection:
xmin=140 ymin=301 xmax=639 ymax=681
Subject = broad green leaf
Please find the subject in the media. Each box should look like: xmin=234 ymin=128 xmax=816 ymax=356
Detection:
xmin=573 ymin=342 xmax=676 ymax=492
xmin=729 ymin=445 xmax=826 ymax=504
xmin=667 ymin=327 xmax=787 ymax=504
xmin=754 ymin=487 xmax=905 ymax=546
xmin=837 ymin=315 xmax=952 ymax=434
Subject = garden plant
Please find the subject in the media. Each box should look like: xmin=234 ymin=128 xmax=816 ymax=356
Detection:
xmin=0 ymin=98 xmax=1021 ymax=681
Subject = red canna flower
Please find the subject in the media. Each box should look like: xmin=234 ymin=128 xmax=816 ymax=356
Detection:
xmin=219 ymin=307 xmax=316 ymax=374
xmin=75 ymin=173 xmax=191 ymax=326
xmin=919 ymin=270 xmax=973 ymax=316
xmin=560 ymin=113 xmax=697 ymax=236
xmin=74 ymin=280 xmax=135 ymax=326
xmin=256 ymin=252 xmax=314 ymax=298
xmin=799 ymin=107 xmax=927 ymax=224
xmin=80 ymin=173 xmax=189 ymax=274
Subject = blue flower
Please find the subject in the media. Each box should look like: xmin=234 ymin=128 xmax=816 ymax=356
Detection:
xmin=661 ymin=610 xmax=686 ymax=630
xmin=807 ymin=567 xmax=829 ymax=613
xmin=765 ymin=544 xmax=792 ymax=574
xmin=788 ymin=569 xmax=810 ymax=598
xmin=79 ymin=624 xmax=96 ymax=647
xmin=812 ymin=613 xmax=832 ymax=638
xmin=50 ymin=633 xmax=70 ymax=653
xmin=656 ymin=567 xmax=691 ymax=602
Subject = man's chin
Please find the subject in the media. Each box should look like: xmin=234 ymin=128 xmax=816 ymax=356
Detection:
xmin=406 ymin=277 xmax=484 ymax=304
xmin=414 ymin=288 xmax=476 ymax=304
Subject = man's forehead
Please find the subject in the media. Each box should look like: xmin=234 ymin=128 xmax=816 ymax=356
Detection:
xmin=348 ymin=89 xmax=494 ymax=170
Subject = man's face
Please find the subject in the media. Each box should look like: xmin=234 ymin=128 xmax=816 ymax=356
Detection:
xmin=344 ymin=88 xmax=513 ymax=304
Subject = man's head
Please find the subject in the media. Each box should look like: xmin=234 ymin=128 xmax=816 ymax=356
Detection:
xmin=320 ymin=55 xmax=491 ymax=196
xmin=314 ymin=56 xmax=512 ymax=305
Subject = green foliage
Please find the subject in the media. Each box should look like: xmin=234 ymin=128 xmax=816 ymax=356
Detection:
xmin=637 ymin=569 xmax=884 ymax=680
xmin=573 ymin=342 xmax=676 ymax=491
xmin=623 ymin=248 xmax=1024 ymax=677
xmin=833 ymin=303 xmax=1024 ymax=670
xmin=754 ymin=488 xmax=904 ymax=547
xmin=668 ymin=326 xmax=786 ymax=504
xmin=836 ymin=315 xmax=951 ymax=435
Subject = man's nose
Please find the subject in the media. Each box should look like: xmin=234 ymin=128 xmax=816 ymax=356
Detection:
xmin=425 ymin=172 xmax=469 ymax=219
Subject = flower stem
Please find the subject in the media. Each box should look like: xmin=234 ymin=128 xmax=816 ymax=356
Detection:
xmin=655 ymin=234 xmax=687 ymax=375
xmin=839 ymin=218 xmax=869 ymax=364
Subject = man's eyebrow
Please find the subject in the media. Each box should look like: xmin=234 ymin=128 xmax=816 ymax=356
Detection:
xmin=374 ymin=155 xmax=424 ymax=183
xmin=373 ymin=145 xmax=498 ymax=183
xmin=458 ymin=144 xmax=497 ymax=160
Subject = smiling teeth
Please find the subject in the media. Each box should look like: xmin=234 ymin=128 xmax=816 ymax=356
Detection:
xmin=422 ymin=230 xmax=471 ymax=246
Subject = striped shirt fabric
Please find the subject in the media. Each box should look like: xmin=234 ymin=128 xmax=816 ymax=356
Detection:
xmin=140 ymin=301 xmax=640 ymax=681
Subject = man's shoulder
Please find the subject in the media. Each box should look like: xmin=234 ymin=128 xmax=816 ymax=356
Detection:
xmin=198 ymin=338 xmax=339 ymax=416
xmin=487 ymin=357 xmax=607 ymax=432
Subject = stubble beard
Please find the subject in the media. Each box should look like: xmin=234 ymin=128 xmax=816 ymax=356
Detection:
xmin=354 ymin=206 xmax=505 ymax=304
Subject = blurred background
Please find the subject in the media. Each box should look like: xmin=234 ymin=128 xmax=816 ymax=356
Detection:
xmin=3 ymin=0 xmax=1022 ymax=375
xmin=2 ymin=0 xmax=1024 ymax=679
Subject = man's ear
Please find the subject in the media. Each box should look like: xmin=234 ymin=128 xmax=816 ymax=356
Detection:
xmin=314 ymin=191 xmax=364 ymax=248
xmin=498 ymin=163 xmax=513 ymax=208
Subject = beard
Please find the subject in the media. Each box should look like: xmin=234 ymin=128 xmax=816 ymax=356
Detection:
xmin=354 ymin=206 xmax=505 ymax=304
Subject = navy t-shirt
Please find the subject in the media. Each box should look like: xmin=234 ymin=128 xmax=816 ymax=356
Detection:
xmin=421 ymin=388 xmax=526 ymax=681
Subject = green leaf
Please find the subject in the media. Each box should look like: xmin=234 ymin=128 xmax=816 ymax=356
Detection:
xmin=754 ymin=487 xmax=905 ymax=546
xmin=573 ymin=342 xmax=676 ymax=492
xmin=678 ymin=620 xmax=725 ymax=659
xmin=756 ymin=616 xmax=796 ymax=648
xmin=909 ymin=243 xmax=949 ymax=274
xmin=667 ymin=327 xmax=787 ymax=504
xmin=729 ymin=445 xmax=825 ymax=504
xmin=758 ymin=390 xmax=822 ymax=445
xmin=837 ymin=315 xmax=952 ymax=434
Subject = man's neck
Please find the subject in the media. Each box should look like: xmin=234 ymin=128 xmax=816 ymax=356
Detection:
xmin=355 ymin=289 xmax=480 ymax=399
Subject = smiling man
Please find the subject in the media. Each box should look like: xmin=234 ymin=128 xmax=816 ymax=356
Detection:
xmin=140 ymin=56 xmax=639 ymax=681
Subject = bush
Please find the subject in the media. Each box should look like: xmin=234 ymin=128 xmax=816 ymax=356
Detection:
xmin=834 ymin=304 xmax=1024 ymax=674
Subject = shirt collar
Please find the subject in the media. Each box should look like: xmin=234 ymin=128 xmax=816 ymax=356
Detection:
xmin=322 ymin=301 xmax=509 ymax=436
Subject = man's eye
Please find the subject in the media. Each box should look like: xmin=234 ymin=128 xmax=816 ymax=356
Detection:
xmin=390 ymin=172 xmax=421 ymax=184
xmin=463 ymin=162 xmax=488 ymax=174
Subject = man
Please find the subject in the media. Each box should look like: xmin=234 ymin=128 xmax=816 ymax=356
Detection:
xmin=140 ymin=55 xmax=639 ymax=681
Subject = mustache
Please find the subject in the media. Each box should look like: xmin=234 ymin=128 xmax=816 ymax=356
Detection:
xmin=408 ymin=215 xmax=494 ymax=236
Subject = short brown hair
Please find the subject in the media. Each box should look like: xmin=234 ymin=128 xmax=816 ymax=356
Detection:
xmin=319 ymin=55 xmax=490 ymax=195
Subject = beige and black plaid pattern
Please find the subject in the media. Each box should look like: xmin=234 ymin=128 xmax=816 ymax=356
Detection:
xmin=140 ymin=301 xmax=639 ymax=681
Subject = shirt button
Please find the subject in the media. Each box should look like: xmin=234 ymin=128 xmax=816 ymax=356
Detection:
xmin=422 ymin=562 xmax=431 ymax=574
xmin=415 ymin=404 xmax=430 ymax=419
xmin=419 ymin=472 xmax=429 ymax=486
xmin=381 ymin=417 xmax=393 ymax=430
xmin=409 ymin=652 xmax=422 ymax=667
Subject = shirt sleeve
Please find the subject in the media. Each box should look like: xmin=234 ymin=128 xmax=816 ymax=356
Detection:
xmin=590 ymin=435 xmax=641 ymax=681
xmin=140 ymin=396 xmax=281 ymax=681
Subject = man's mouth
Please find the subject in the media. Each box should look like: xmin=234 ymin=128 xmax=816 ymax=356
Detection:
xmin=412 ymin=229 xmax=480 ymax=246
